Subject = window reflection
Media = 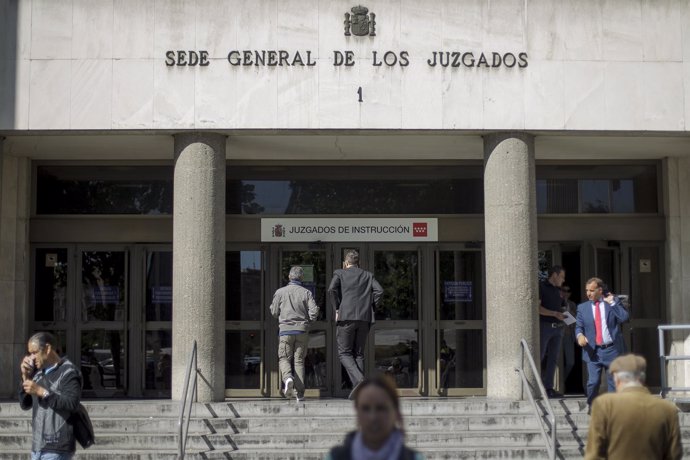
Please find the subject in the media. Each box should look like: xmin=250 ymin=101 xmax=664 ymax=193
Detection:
xmin=34 ymin=249 xmax=68 ymax=322
xmin=226 ymin=251 xmax=263 ymax=321
xmin=374 ymin=329 xmax=419 ymax=389
xmin=225 ymin=331 xmax=261 ymax=389
xmin=81 ymin=329 xmax=125 ymax=394
xmin=306 ymin=331 xmax=327 ymax=390
xmin=145 ymin=330 xmax=172 ymax=395
xmin=374 ymin=251 xmax=418 ymax=320
xmin=439 ymin=329 xmax=483 ymax=389
xmin=146 ymin=252 xmax=172 ymax=322
xmin=81 ymin=252 xmax=126 ymax=322
xmin=439 ymin=251 xmax=482 ymax=321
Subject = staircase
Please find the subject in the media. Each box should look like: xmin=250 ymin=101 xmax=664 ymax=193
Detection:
xmin=0 ymin=397 xmax=687 ymax=459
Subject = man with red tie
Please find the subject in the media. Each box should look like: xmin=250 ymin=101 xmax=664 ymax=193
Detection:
xmin=575 ymin=277 xmax=630 ymax=410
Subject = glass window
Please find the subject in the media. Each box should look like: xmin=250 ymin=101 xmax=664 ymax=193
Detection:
xmin=145 ymin=330 xmax=172 ymax=394
xmin=374 ymin=251 xmax=419 ymax=320
xmin=226 ymin=251 xmax=263 ymax=321
xmin=439 ymin=329 xmax=483 ymax=389
xmin=34 ymin=248 xmax=69 ymax=322
xmin=227 ymin=165 xmax=483 ymax=215
xmin=225 ymin=331 xmax=261 ymax=389
xmin=146 ymin=252 xmax=172 ymax=322
xmin=374 ymin=329 xmax=419 ymax=389
xmin=81 ymin=329 xmax=125 ymax=394
xmin=36 ymin=166 xmax=173 ymax=215
xmin=536 ymin=164 xmax=658 ymax=214
xmin=81 ymin=251 xmax=127 ymax=322
xmin=306 ymin=331 xmax=327 ymax=390
xmin=439 ymin=251 xmax=483 ymax=321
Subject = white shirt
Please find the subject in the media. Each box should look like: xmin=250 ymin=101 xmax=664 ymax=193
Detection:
xmin=591 ymin=298 xmax=613 ymax=345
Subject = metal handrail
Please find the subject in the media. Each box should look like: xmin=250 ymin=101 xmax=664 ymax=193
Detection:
xmin=658 ymin=325 xmax=690 ymax=398
xmin=515 ymin=338 xmax=556 ymax=460
xmin=177 ymin=340 xmax=198 ymax=460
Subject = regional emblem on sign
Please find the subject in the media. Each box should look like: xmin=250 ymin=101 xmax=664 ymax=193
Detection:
xmin=272 ymin=224 xmax=285 ymax=238
xmin=344 ymin=5 xmax=376 ymax=37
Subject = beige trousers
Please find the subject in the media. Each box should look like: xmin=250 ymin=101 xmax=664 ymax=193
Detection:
xmin=278 ymin=333 xmax=309 ymax=396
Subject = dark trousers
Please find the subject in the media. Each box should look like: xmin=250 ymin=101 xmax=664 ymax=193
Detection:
xmin=585 ymin=345 xmax=618 ymax=406
xmin=540 ymin=323 xmax=564 ymax=391
xmin=336 ymin=320 xmax=370 ymax=387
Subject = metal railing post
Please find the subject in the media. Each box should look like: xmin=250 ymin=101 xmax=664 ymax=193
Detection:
xmin=178 ymin=340 xmax=198 ymax=460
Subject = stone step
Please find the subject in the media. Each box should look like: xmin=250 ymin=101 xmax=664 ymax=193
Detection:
xmin=0 ymin=413 xmax=595 ymax=434
xmin=0 ymin=431 xmax=587 ymax=451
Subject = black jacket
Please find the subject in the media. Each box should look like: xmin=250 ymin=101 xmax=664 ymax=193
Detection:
xmin=326 ymin=431 xmax=422 ymax=460
xmin=19 ymin=357 xmax=82 ymax=454
xmin=328 ymin=267 xmax=383 ymax=322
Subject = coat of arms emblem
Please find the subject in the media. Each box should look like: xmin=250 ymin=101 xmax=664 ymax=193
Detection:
xmin=272 ymin=224 xmax=285 ymax=238
xmin=344 ymin=5 xmax=376 ymax=37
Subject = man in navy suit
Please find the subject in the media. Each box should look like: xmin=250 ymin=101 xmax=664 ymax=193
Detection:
xmin=575 ymin=277 xmax=629 ymax=408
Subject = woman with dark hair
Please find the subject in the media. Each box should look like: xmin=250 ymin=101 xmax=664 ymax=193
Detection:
xmin=325 ymin=375 xmax=423 ymax=460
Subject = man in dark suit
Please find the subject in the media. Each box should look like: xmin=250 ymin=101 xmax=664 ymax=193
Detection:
xmin=328 ymin=250 xmax=383 ymax=399
xmin=585 ymin=354 xmax=681 ymax=460
xmin=575 ymin=277 xmax=629 ymax=408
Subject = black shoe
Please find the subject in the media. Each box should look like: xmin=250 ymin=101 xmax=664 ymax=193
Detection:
xmin=546 ymin=389 xmax=563 ymax=398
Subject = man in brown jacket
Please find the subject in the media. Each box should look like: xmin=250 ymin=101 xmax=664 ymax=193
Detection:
xmin=585 ymin=354 xmax=681 ymax=460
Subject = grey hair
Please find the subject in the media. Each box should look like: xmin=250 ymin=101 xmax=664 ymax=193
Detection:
xmin=289 ymin=266 xmax=304 ymax=281
xmin=29 ymin=331 xmax=57 ymax=350
xmin=614 ymin=370 xmax=646 ymax=385
xmin=344 ymin=250 xmax=359 ymax=266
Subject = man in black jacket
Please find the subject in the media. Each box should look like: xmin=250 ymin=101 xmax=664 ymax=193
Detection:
xmin=19 ymin=332 xmax=82 ymax=460
xmin=328 ymin=250 xmax=383 ymax=398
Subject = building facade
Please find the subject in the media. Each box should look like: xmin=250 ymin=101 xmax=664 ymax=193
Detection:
xmin=1 ymin=0 xmax=690 ymax=401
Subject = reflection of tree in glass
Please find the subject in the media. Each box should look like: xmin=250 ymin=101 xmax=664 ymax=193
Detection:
xmin=81 ymin=252 xmax=125 ymax=322
xmin=225 ymin=181 xmax=265 ymax=214
xmin=280 ymin=252 xmax=326 ymax=321
xmin=374 ymin=252 xmax=418 ymax=320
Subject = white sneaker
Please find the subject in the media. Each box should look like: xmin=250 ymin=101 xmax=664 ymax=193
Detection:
xmin=295 ymin=394 xmax=303 ymax=403
xmin=283 ymin=378 xmax=294 ymax=399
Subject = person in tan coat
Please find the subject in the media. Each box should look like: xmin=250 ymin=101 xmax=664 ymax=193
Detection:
xmin=585 ymin=354 xmax=682 ymax=460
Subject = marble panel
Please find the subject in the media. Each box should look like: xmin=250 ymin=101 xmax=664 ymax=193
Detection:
xmin=234 ymin=66 xmax=278 ymax=128
xmin=195 ymin=0 xmax=238 ymax=60
xmin=603 ymin=62 xmax=642 ymax=130
xmin=29 ymin=60 xmax=71 ymax=129
xmin=641 ymin=0 xmax=683 ymax=61
xmin=440 ymin=0 xmax=484 ymax=50
xmin=31 ymin=0 xmax=72 ymax=59
xmin=195 ymin=61 xmax=238 ymax=129
xmin=401 ymin=59 xmax=441 ymax=129
xmin=440 ymin=66 xmax=484 ymax=129
xmin=0 ymin=59 xmax=31 ymax=130
xmin=524 ymin=0 xmax=565 ymax=61
xmin=236 ymin=0 xmax=277 ymax=50
xmin=277 ymin=65 xmax=319 ymax=129
xmin=561 ymin=2 xmax=602 ymax=61
xmin=601 ymin=0 xmax=642 ymax=61
xmin=112 ymin=59 xmax=154 ymax=129
xmin=482 ymin=68 xmax=525 ymax=130
xmin=638 ymin=62 xmax=684 ymax=130
xmin=358 ymin=59 xmax=403 ymax=129
xmin=563 ymin=61 xmax=606 ymax=129
xmin=683 ymin=0 xmax=690 ymax=62
xmin=153 ymin=64 xmax=195 ymax=129
xmin=70 ymin=60 xmax=113 ymax=129
xmin=317 ymin=63 xmax=360 ymax=129
xmin=72 ymin=0 xmax=114 ymax=59
xmin=685 ymin=63 xmax=690 ymax=131
xmin=277 ymin=0 xmax=319 ymax=55
xmin=524 ymin=60 xmax=564 ymax=130
xmin=0 ymin=0 xmax=32 ymax=60
xmin=483 ymin=0 xmax=525 ymax=50
xmin=113 ymin=0 xmax=155 ymax=58
xmin=154 ymin=0 xmax=197 ymax=59
xmin=400 ymin=0 xmax=442 ymax=57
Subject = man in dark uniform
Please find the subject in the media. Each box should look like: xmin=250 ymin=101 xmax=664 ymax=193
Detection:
xmin=328 ymin=250 xmax=383 ymax=399
xmin=539 ymin=265 xmax=566 ymax=398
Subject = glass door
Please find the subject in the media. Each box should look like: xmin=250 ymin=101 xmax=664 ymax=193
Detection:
xmin=273 ymin=245 xmax=331 ymax=397
xmin=369 ymin=245 xmax=423 ymax=396
xmin=225 ymin=247 xmax=266 ymax=397
xmin=434 ymin=247 xmax=485 ymax=396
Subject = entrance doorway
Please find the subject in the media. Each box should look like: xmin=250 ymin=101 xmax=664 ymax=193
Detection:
xmin=261 ymin=243 xmax=486 ymax=397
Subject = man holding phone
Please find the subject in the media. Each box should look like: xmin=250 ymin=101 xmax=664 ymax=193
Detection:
xmin=19 ymin=332 xmax=82 ymax=459
xmin=575 ymin=277 xmax=630 ymax=411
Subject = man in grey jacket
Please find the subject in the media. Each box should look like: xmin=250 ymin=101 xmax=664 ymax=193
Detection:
xmin=270 ymin=266 xmax=319 ymax=402
xmin=19 ymin=332 xmax=82 ymax=460
xmin=328 ymin=250 xmax=383 ymax=398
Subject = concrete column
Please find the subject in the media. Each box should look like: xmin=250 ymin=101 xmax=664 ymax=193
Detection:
xmin=0 ymin=141 xmax=32 ymax=398
xmin=483 ymin=132 xmax=539 ymax=399
xmin=665 ymin=157 xmax=690 ymax=392
xmin=172 ymin=133 xmax=226 ymax=402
